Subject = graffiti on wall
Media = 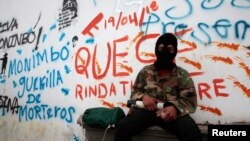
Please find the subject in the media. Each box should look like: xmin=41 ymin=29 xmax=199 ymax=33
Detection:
xmin=59 ymin=0 xmax=78 ymax=31
xmin=76 ymin=0 xmax=250 ymax=118
xmin=0 ymin=1 xmax=77 ymax=123
xmin=0 ymin=0 xmax=249 ymax=124
xmin=0 ymin=1 xmax=250 ymax=140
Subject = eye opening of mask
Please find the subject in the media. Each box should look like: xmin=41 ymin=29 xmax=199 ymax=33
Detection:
xmin=158 ymin=44 xmax=175 ymax=53
xmin=166 ymin=44 xmax=175 ymax=53
xmin=158 ymin=43 xmax=165 ymax=52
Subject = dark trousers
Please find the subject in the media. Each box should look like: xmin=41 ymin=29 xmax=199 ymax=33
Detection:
xmin=114 ymin=109 xmax=202 ymax=141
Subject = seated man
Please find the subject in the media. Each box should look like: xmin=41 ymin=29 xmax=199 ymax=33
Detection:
xmin=114 ymin=33 xmax=202 ymax=141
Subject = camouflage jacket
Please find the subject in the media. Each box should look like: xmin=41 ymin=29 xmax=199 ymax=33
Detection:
xmin=131 ymin=64 xmax=197 ymax=117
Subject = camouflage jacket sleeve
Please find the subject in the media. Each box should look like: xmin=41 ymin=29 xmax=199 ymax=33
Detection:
xmin=168 ymin=70 xmax=198 ymax=117
xmin=130 ymin=68 xmax=147 ymax=100
xmin=130 ymin=66 xmax=197 ymax=117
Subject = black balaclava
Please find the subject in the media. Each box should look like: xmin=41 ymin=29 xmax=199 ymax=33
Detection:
xmin=154 ymin=33 xmax=178 ymax=70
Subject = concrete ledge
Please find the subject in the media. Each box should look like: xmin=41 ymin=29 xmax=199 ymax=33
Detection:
xmin=82 ymin=125 xmax=208 ymax=141
xmin=77 ymin=114 xmax=208 ymax=141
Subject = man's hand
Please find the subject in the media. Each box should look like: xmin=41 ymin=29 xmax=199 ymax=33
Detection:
xmin=142 ymin=95 xmax=161 ymax=111
xmin=156 ymin=105 xmax=177 ymax=121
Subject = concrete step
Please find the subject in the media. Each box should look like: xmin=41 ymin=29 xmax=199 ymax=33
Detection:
xmin=83 ymin=125 xmax=208 ymax=141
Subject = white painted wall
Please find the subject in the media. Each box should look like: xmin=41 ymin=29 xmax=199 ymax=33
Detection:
xmin=0 ymin=0 xmax=250 ymax=140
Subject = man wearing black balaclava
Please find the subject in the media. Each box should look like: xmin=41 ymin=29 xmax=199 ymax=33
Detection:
xmin=154 ymin=33 xmax=178 ymax=70
xmin=115 ymin=33 xmax=202 ymax=141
